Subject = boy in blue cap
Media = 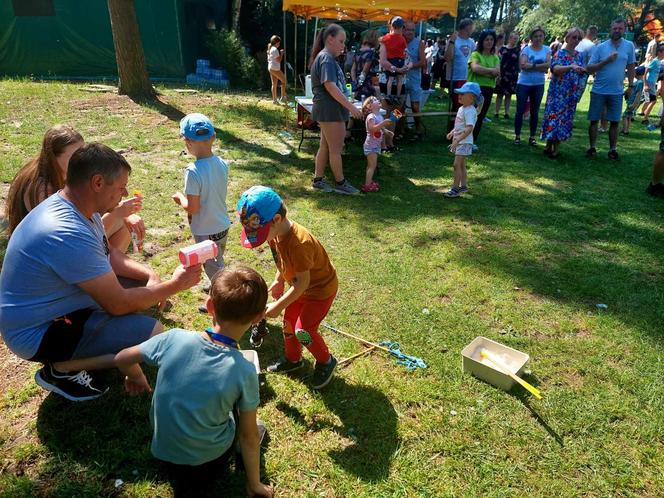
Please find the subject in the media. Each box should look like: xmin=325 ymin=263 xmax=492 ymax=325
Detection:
xmin=444 ymin=82 xmax=481 ymax=198
xmin=237 ymin=186 xmax=338 ymax=389
xmin=173 ymin=113 xmax=231 ymax=296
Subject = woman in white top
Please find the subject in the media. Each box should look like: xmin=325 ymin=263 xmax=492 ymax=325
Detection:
xmin=267 ymin=35 xmax=287 ymax=104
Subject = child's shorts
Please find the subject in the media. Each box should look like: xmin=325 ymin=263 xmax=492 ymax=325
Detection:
xmin=363 ymin=145 xmax=381 ymax=156
xmin=623 ymin=108 xmax=635 ymax=119
xmin=453 ymin=143 xmax=473 ymax=156
xmin=386 ymin=57 xmax=405 ymax=78
xmin=646 ymin=91 xmax=658 ymax=103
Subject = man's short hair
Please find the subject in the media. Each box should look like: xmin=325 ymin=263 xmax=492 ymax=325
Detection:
xmin=210 ymin=266 xmax=268 ymax=323
xmin=611 ymin=18 xmax=626 ymax=27
xmin=458 ymin=18 xmax=474 ymax=31
xmin=67 ymin=143 xmax=131 ymax=187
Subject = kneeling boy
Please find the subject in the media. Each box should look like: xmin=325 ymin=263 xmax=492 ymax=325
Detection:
xmin=114 ymin=267 xmax=273 ymax=497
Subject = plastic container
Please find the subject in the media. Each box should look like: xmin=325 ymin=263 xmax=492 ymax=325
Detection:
xmin=186 ymin=73 xmax=200 ymax=84
xmin=305 ymin=74 xmax=313 ymax=98
xmin=461 ymin=336 xmax=529 ymax=392
xmin=240 ymin=350 xmax=261 ymax=374
xmin=178 ymin=240 xmax=218 ymax=267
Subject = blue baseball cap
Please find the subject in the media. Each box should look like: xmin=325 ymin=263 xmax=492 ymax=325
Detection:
xmin=179 ymin=113 xmax=215 ymax=140
xmin=391 ymin=16 xmax=404 ymax=28
xmin=237 ymin=186 xmax=282 ymax=248
xmin=454 ymin=82 xmax=481 ymax=98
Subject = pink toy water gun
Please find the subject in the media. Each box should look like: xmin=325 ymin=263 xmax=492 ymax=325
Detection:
xmin=178 ymin=240 xmax=218 ymax=267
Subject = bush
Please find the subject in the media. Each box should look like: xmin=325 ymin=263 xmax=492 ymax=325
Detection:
xmin=206 ymin=30 xmax=263 ymax=90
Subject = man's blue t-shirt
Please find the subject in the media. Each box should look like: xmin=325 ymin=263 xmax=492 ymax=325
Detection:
xmin=183 ymin=155 xmax=231 ymax=237
xmin=139 ymin=329 xmax=260 ymax=465
xmin=589 ymin=38 xmax=636 ymax=95
xmin=406 ymin=36 xmax=422 ymax=86
xmin=0 ymin=193 xmax=111 ymax=359
xmin=451 ymin=36 xmax=476 ymax=81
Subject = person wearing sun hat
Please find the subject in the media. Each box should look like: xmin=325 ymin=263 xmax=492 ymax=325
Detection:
xmin=237 ymin=186 xmax=339 ymax=389
xmin=444 ymin=82 xmax=481 ymax=198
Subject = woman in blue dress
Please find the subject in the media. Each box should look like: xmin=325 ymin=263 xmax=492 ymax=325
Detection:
xmin=541 ymin=27 xmax=587 ymax=158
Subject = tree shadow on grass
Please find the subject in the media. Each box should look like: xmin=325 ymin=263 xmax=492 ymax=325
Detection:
xmin=277 ymin=376 xmax=399 ymax=482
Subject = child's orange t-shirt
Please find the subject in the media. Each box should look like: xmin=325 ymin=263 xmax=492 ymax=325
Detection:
xmin=269 ymin=221 xmax=338 ymax=300
xmin=381 ymin=33 xmax=407 ymax=60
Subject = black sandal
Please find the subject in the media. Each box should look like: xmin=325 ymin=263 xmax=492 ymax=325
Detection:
xmin=513 ymin=138 xmax=521 ymax=145
xmin=528 ymin=137 xmax=537 ymax=146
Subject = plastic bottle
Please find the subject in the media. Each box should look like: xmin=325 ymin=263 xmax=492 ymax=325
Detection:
xmin=131 ymin=189 xmax=144 ymax=253
xmin=178 ymin=240 xmax=218 ymax=268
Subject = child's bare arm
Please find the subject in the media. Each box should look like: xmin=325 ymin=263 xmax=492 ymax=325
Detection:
xmin=238 ymin=409 xmax=273 ymax=497
xmin=172 ymin=192 xmax=201 ymax=215
xmin=455 ymin=124 xmax=474 ymax=142
xmin=265 ymin=270 xmax=310 ymax=318
xmin=114 ymin=346 xmax=152 ymax=395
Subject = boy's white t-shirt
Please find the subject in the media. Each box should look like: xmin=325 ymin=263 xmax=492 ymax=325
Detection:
xmin=268 ymin=46 xmax=280 ymax=70
xmin=183 ymin=155 xmax=231 ymax=236
xmin=453 ymin=105 xmax=477 ymax=145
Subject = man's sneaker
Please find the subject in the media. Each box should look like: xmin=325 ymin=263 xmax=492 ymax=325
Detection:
xmin=444 ymin=186 xmax=461 ymax=198
xmin=333 ymin=180 xmax=360 ymax=195
xmin=646 ymin=182 xmax=664 ymax=198
xmin=313 ymin=178 xmax=334 ymax=192
xmin=311 ymin=355 xmax=337 ymax=390
xmin=607 ymin=149 xmax=619 ymax=160
xmin=458 ymin=185 xmax=469 ymax=193
xmin=35 ymin=364 xmax=108 ymax=401
xmin=585 ymin=147 xmax=597 ymax=157
xmin=266 ymin=356 xmax=304 ymax=373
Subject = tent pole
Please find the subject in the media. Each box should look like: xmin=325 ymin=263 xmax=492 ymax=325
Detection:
xmin=419 ymin=21 xmax=423 ymax=39
xmin=304 ymin=18 xmax=309 ymax=75
xmin=294 ymin=14 xmax=298 ymax=90
xmin=446 ymin=16 xmax=458 ymax=131
xmin=283 ymin=11 xmax=287 ymax=86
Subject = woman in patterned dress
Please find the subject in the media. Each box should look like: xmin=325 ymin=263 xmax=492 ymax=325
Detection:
xmin=494 ymin=31 xmax=520 ymax=118
xmin=540 ymin=27 xmax=587 ymax=158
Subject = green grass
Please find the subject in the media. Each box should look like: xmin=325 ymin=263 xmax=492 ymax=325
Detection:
xmin=1 ymin=79 xmax=663 ymax=497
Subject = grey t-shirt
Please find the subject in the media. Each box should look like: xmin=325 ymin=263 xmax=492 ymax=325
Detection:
xmin=311 ymin=49 xmax=349 ymax=122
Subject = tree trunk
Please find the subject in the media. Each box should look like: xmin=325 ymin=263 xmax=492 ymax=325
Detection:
xmin=231 ymin=0 xmax=242 ymax=33
xmin=488 ymin=0 xmax=501 ymax=27
xmin=107 ymin=0 xmax=155 ymax=100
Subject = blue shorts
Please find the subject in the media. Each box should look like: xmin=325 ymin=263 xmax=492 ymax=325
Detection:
xmin=588 ymin=92 xmax=623 ymax=122
xmin=363 ymin=145 xmax=381 ymax=156
xmin=71 ymin=310 xmax=157 ymax=359
xmin=406 ymin=79 xmax=423 ymax=103
xmin=453 ymin=143 xmax=473 ymax=156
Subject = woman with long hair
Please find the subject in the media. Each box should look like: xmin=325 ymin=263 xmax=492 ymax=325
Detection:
xmin=267 ymin=35 xmax=287 ymax=104
xmin=540 ymin=27 xmax=586 ymax=158
xmin=513 ymin=27 xmax=551 ymax=145
xmin=309 ymin=24 xmax=363 ymax=194
xmin=5 ymin=125 xmax=143 ymax=249
xmin=468 ymin=29 xmax=500 ymax=144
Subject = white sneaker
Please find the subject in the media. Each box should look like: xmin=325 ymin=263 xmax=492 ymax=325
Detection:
xmin=333 ymin=180 xmax=360 ymax=195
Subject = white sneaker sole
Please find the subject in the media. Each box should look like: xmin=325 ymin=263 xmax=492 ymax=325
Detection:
xmin=35 ymin=370 xmax=108 ymax=402
xmin=311 ymin=364 xmax=337 ymax=390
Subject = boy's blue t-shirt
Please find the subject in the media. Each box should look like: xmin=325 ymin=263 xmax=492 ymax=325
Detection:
xmin=451 ymin=36 xmax=476 ymax=81
xmin=183 ymin=155 xmax=231 ymax=236
xmin=646 ymin=58 xmax=660 ymax=90
xmin=0 ymin=193 xmax=111 ymax=359
xmin=589 ymin=38 xmax=636 ymax=95
xmin=139 ymin=329 xmax=260 ymax=465
xmin=517 ymin=45 xmax=551 ymax=86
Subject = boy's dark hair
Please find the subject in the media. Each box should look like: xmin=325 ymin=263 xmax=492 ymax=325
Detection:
xmin=67 ymin=142 xmax=131 ymax=187
xmin=210 ymin=266 xmax=268 ymax=323
xmin=458 ymin=18 xmax=474 ymax=31
xmin=277 ymin=202 xmax=287 ymax=218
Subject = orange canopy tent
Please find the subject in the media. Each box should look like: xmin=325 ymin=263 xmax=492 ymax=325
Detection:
xmin=283 ymin=0 xmax=458 ymax=22
xmin=281 ymin=0 xmax=458 ymax=88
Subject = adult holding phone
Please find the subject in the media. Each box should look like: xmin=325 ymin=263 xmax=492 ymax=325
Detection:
xmin=513 ymin=27 xmax=551 ymax=146
xmin=309 ymin=24 xmax=363 ymax=195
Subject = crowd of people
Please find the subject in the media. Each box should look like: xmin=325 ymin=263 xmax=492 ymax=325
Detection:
xmin=297 ymin=17 xmax=663 ymax=198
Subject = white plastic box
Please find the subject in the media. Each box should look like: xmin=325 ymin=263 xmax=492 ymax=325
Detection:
xmin=461 ymin=336 xmax=529 ymax=392
xmin=241 ymin=350 xmax=260 ymax=374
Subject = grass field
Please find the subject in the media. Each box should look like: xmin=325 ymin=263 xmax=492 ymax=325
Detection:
xmin=1 ymin=79 xmax=663 ymax=497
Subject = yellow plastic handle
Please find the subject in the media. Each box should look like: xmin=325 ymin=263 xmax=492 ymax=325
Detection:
xmin=479 ymin=350 xmax=542 ymax=400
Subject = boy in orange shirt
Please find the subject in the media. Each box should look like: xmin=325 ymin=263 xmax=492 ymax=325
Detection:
xmin=237 ymin=186 xmax=338 ymax=389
